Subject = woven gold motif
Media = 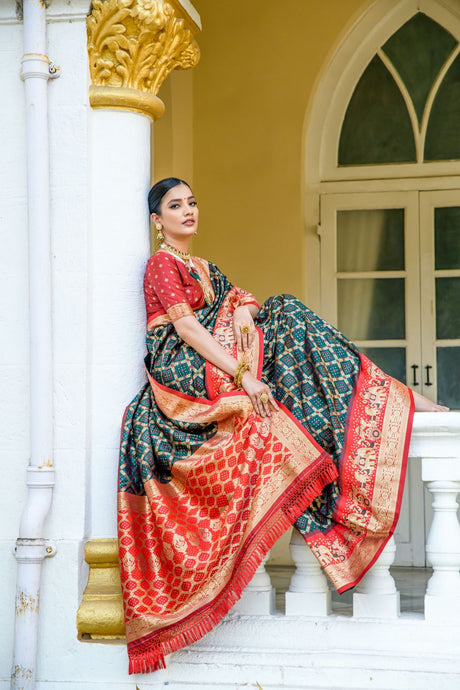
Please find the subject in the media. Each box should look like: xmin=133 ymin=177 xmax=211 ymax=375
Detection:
xmin=167 ymin=302 xmax=194 ymax=322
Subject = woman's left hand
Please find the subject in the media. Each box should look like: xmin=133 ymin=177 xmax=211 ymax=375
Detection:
xmin=232 ymin=306 xmax=255 ymax=352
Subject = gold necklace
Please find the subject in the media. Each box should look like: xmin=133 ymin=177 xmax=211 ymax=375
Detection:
xmin=160 ymin=242 xmax=191 ymax=266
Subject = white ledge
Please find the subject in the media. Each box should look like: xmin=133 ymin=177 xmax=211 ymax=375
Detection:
xmin=409 ymin=411 xmax=460 ymax=459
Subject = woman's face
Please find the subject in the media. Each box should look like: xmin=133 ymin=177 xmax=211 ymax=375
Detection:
xmin=152 ymin=183 xmax=198 ymax=245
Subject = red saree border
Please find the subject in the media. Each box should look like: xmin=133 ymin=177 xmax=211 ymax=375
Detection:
xmin=305 ymin=354 xmax=414 ymax=593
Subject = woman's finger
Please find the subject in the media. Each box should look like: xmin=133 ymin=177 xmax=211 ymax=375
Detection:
xmin=251 ymin=395 xmax=261 ymax=416
xmin=269 ymin=392 xmax=279 ymax=411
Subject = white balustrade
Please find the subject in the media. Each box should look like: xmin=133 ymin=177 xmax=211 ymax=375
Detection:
xmin=232 ymin=554 xmax=275 ymax=615
xmin=409 ymin=413 xmax=460 ymax=622
xmin=280 ymin=414 xmax=460 ymax=624
xmin=353 ymin=536 xmax=400 ymax=618
xmin=229 ymin=414 xmax=460 ymax=624
xmin=285 ymin=529 xmax=331 ymax=616
xmin=422 ymin=460 xmax=460 ymax=622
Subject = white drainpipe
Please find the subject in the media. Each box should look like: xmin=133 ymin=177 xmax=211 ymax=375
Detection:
xmin=11 ymin=1 xmax=59 ymax=688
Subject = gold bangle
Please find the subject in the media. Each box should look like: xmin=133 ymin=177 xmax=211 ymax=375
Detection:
xmin=235 ymin=364 xmax=249 ymax=389
xmin=234 ymin=361 xmax=249 ymax=389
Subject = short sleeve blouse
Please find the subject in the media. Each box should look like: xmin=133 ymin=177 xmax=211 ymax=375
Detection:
xmin=144 ymin=251 xmax=206 ymax=327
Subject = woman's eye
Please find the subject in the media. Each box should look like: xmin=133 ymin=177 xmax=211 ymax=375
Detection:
xmin=190 ymin=201 xmax=197 ymax=207
xmin=169 ymin=203 xmax=179 ymax=209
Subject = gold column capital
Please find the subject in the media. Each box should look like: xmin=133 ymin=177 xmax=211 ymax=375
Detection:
xmin=87 ymin=0 xmax=200 ymax=120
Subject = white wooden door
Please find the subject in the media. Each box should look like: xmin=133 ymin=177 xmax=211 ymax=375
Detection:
xmin=319 ymin=190 xmax=460 ymax=565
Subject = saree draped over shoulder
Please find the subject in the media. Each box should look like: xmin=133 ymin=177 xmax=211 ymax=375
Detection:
xmin=118 ymin=255 xmax=413 ymax=674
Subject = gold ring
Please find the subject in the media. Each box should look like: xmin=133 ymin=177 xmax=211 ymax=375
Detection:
xmin=241 ymin=324 xmax=250 ymax=335
xmin=260 ymin=393 xmax=269 ymax=404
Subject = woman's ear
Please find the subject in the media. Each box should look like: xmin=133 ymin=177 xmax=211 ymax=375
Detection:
xmin=151 ymin=213 xmax=161 ymax=228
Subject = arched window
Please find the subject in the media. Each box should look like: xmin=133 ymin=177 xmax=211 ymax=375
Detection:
xmin=339 ymin=13 xmax=460 ymax=165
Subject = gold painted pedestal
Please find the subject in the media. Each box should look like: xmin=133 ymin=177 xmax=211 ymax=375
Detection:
xmin=76 ymin=539 xmax=125 ymax=640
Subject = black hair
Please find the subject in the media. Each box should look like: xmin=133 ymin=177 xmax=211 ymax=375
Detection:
xmin=148 ymin=177 xmax=191 ymax=215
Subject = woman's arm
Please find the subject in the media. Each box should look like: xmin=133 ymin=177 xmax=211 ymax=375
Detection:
xmin=174 ymin=315 xmax=278 ymax=417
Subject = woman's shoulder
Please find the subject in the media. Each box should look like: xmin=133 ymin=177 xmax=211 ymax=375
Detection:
xmin=146 ymin=250 xmax=184 ymax=275
xmin=147 ymin=250 xmax=178 ymax=267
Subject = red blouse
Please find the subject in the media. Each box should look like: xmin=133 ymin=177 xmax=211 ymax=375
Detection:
xmin=144 ymin=251 xmax=209 ymax=329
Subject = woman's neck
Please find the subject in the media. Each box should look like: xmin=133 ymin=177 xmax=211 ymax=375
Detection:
xmin=163 ymin=238 xmax=190 ymax=254
xmin=160 ymin=241 xmax=192 ymax=265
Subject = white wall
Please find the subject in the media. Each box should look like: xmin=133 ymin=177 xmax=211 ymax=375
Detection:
xmin=0 ymin=0 xmax=95 ymax=684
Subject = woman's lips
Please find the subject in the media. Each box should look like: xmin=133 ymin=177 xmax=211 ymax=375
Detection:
xmin=183 ymin=219 xmax=195 ymax=226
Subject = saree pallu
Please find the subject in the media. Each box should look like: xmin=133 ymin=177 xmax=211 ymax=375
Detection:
xmin=118 ymin=262 xmax=414 ymax=674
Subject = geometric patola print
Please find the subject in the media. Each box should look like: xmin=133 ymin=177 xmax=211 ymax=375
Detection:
xmin=257 ymin=294 xmax=360 ymax=534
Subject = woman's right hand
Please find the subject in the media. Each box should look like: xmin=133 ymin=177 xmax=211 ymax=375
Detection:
xmin=241 ymin=371 xmax=279 ymax=418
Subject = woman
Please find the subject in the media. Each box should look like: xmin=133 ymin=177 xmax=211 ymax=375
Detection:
xmin=118 ymin=177 xmax=447 ymax=674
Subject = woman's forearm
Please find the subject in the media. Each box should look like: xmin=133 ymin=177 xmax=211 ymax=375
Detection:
xmin=174 ymin=315 xmax=240 ymax=377
xmin=174 ymin=313 xmax=278 ymax=417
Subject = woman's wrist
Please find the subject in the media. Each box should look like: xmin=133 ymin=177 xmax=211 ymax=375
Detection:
xmin=234 ymin=361 xmax=250 ymax=388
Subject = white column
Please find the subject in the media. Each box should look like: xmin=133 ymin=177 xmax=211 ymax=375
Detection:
xmin=87 ymin=108 xmax=151 ymax=538
xmin=422 ymin=458 xmax=460 ymax=622
xmin=285 ymin=529 xmax=331 ymax=616
xmin=353 ymin=536 xmax=400 ymax=619
xmin=232 ymin=555 xmax=275 ymax=615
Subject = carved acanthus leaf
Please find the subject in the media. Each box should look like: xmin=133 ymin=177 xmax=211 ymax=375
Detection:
xmin=87 ymin=0 xmax=200 ymax=94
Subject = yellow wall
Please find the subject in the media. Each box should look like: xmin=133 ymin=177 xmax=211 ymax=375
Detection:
xmin=154 ymin=0 xmax=371 ymax=303
xmin=154 ymin=0 xmax=374 ymax=565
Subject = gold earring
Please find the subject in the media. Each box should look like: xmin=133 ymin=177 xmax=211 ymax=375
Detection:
xmin=155 ymin=223 xmax=164 ymax=242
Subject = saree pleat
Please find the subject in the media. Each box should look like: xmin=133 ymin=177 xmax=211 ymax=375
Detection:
xmin=118 ymin=261 xmax=413 ymax=673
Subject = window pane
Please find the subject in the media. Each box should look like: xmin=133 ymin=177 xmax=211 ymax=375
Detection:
xmin=436 ymin=277 xmax=460 ymax=338
xmin=435 ymin=207 xmax=460 ymax=270
xmin=425 ymin=53 xmax=460 ymax=161
xmin=338 ymin=278 xmax=405 ymax=340
xmin=360 ymin=347 xmax=406 ymax=383
xmin=339 ymin=55 xmax=416 ymax=166
xmin=337 ymin=209 xmax=405 ymax=271
xmin=382 ymin=13 xmax=457 ymax=124
xmin=437 ymin=347 xmax=460 ymax=408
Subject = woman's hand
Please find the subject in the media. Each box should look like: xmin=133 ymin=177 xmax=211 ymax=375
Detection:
xmin=241 ymin=371 xmax=279 ymax=418
xmin=233 ymin=305 xmax=255 ymax=352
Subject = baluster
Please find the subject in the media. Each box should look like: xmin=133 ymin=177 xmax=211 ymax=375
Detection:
xmin=232 ymin=554 xmax=275 ymax=615
xmin=422 ymin=457 xmax=460 ymax=622
xmin=353 ymin=536 xmax=400 ymax=618
xmin=285 ymin=529 xmax=331 ymax=616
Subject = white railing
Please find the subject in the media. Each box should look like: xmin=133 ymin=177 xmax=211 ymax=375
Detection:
xmin=237 ymin=412 xmax=460 ymax=623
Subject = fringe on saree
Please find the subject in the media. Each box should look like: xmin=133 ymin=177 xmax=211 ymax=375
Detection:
xmin=126 ymin=451 xmax=337 ymax=674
